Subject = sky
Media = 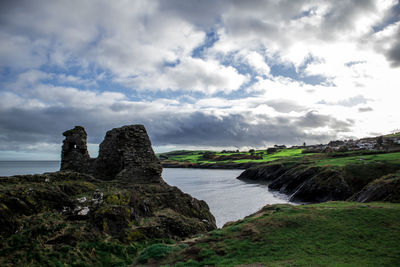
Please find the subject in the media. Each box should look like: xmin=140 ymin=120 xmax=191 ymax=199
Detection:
xmin=1 ymin=0 xmax=400 ymax=160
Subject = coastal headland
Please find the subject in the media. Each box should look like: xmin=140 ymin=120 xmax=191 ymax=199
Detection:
xmin=1 ymin=126 xmax=399 ymax=266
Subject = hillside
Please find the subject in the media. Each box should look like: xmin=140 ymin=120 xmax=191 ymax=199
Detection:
xmin=158 ymin=148 xmax=305 ymax=168
xmin=146 ymin=202 xmax=400 ymax=266
xmin=158 ymin=149 xmax=400 ymax=168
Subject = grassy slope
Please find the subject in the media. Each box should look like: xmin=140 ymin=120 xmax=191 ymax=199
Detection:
xmin=314 ymin=151 xmax=400 ymax=167
xmin=159 ymin=149 xmax=305 ymax=164
xmin=157 ymin=202 xmax=400 ymax=267
xmin=159 ymin=149 xmax=400 ymax=167
xmin=384 ymin=132 xmax=400 ymax=138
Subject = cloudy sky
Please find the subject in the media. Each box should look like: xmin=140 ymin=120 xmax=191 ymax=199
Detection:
xmin=1 ymin=0 xmax=400 ymax=160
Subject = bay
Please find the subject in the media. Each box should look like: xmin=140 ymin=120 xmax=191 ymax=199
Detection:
xmin=162 ymin=168 xmax=290 ymax=227
xmin=0 ymin=162 xmax=291 ymax=227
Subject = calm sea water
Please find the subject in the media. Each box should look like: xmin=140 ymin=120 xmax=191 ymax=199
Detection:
xmin=162 ymin=168 xmax=290 ymax=227
xmin=0 ymin=161 xmax=60 ymax=176
xmin=0 ymin=162 xmax=291 ymax=227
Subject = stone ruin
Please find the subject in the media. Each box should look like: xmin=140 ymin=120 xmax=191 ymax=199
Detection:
xmin=61 ymin=125 xmax=162 ymax=182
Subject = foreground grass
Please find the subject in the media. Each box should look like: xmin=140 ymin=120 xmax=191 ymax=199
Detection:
xmin=158 ymin=202 xmax=400 ymax=266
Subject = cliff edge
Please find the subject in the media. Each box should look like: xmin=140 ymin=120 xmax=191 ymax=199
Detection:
xmin=0 ymin=125 xmax=216 ymax=266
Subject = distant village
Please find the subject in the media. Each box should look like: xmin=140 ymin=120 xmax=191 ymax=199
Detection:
xmin=290 ymin=133 xmax=400 ymax=154
xmin=159 ymin=133 xmax=400 ymax=163
xmin=220 ymin=132 xmax=400 ymax=155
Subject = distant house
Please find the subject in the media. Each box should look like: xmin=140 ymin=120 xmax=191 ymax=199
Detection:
xmin=328 ymin=140 xmax=345 ymax=147
xmin=355 ymin=140 xmax=375 ymax=150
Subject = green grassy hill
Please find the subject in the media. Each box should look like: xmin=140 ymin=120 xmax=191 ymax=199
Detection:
xmin=158 ymin=148 xmax=304 ymax=165
xmin=144 ymin=202 xmax=400 ymax=266
xmin=159 ymin=148 xmax=400 ymax=168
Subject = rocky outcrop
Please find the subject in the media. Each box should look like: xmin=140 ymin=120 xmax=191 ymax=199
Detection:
xmin=237 ymin=164 xmax=374 ymax=203
xmin=349 ymin=172 xmax=400 ymax=203
xmin=238 ymin=163 xmax=288 ymax=182
xmin=95 ymin=125 xmax=162 ymax=182
xmin=61 ymin=125 xmax=161 ymax=182
xmin=0 ymin=125 xmax=217 ymax=266
xmin=61 ymin=126 xmax=92 ymax=173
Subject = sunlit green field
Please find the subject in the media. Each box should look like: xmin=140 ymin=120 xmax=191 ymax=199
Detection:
xmin=159 ymin=149 xmax=400 ymax=168
xmin=158 ymin=148 xmax=305 ymax=163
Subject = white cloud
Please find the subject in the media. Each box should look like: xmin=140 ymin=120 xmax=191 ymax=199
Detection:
xmin=1 ymin=0 xmax=400 ymax=158
xmin=132 ymin=57 xmax=249 ymax=94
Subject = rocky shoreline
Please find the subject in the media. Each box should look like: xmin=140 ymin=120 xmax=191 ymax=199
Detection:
xmin=0 ymin=125 xmax=217 ymax=266
xmin=1 ymin=125 xmax=399 ymax=265
xmin=238 ymin=162 xmax=400 ymax=203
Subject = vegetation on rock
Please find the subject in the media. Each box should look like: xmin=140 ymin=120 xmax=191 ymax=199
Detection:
xmin=0 ymin=125 xmax=217 ymax=266
xmin=0 ymin=171 xmax=216 ymax=266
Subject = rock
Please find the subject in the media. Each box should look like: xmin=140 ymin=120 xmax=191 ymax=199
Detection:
xmin=289 ymin=169 xmax=352 ymax=202
xmin=60 ymin=124 xmax=161 ymax=182
xmin=60 ymin=126 xmax=91 ymax=173
xmin=237 ymin=164 xmax=287 ymax=182
xmin=0 ymin=124 xmax=216 ymax=251
xmin=237 ymin=164 xmax=353 ymax=203
xmin=349 ymin=172 xmax=400 ymax=203
xmin=237 ymin=161 xmax=400 ymax=203
xmin=268 ymin=166 xmax=321 ymax=195
xmin=96 ymin=125 xmax=162 ymax=182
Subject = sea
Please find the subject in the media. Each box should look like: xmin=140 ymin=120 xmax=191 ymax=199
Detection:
xmin=0 ymin=161 xmax=291 ymax=227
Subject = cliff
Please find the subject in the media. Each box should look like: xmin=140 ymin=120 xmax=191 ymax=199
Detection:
xmin=349 ymin=171 xmax=400 ymax=203
xmin=238 ymin=162 xmax=400 ymax=203
xmin=0 ymin=125 xmax=216 ymax=266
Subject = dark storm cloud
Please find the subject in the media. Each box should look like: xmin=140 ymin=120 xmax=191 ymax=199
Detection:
xmin=320 ymin=0 xmax=376 ymax=36
xmin=157 ymin=0 xmax=224 ymax=27
xmin=386 ymin=29 xmax=400 ymax=67
xmin=0 ymin=103 xmax=353 ymax=151
xmin=1 ymin=0 xmax=398 ymax=159
xmin=296 ymin=111 xmax=353 ymax=132
xmin=149 ymin=111 xmax=353 ymax=147
xmin=371 ymin=2 xmax=400 ymax=67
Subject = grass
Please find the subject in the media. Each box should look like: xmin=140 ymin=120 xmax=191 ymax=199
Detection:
xmin=158 ymin=148 xmax=305 ymax=164
xmin=314 ymin=151 xmax=400 ymax=167
xmin=160 ymin=202 xmax=400 ymax=266
xmin=384 ymin=132 xmax=400 ymax=138
xmin=159 ymin=149 xmax=400 ymax=176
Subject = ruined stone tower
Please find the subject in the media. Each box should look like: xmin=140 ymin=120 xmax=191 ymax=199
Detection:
xmin=60 ymin=125 xmax=162 ymax=182
xmin=60 ymin=126 xmax=91 ymax=173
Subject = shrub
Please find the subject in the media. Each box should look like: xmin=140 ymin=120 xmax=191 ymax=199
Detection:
xmin=137 ymin=243 xmax=173 ymax=264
